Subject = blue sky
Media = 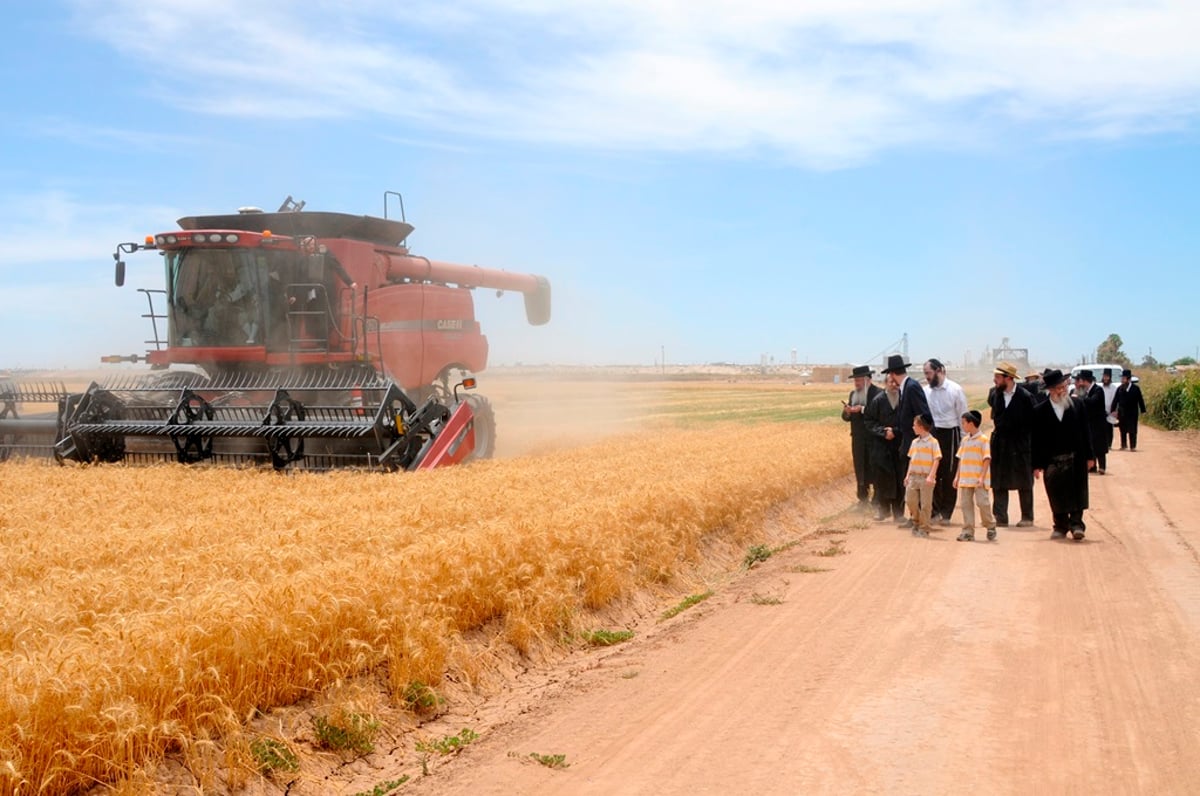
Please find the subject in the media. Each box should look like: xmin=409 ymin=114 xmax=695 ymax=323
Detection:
xmin=2 ymin=0 xmax=1199 ymax=372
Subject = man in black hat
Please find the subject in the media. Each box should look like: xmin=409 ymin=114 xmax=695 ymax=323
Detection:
xmin=1114 ymin=368 xmax=1147 ymax=450
xmin=880 ymin=353 xmax=931 ymax=527
xmin=1074 ymin=369 xmax=1111 ymax=474
xmin=1033 ymin=369 xmax=1095 ymax=540
xmin=864 ymin=376 xmax=905 ymax=521
xmin=842 ymin=365 xmax=883 ymax=511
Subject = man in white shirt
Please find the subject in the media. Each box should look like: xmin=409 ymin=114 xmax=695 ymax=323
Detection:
xmin=923 ymin=358 xmax=969 ymax=525
xmin=1100 ymin=368 xmax=1120 ymax=457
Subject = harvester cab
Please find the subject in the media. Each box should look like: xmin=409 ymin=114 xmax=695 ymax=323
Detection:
xmin=1 ymin=194 xmax=551 ymax=471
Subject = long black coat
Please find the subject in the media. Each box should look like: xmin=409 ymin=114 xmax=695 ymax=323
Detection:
xmin=989 ymin=384 xmax=1034 ymax=490
xmin=895 ymin=376 xmax=931 ymax=458
xmin=1115 ymin=383 xmax=1147 ymax=421
xmin=841 ymin=384 xmax=883 ymax=437
xmin=1032 ymin=397 xmax=1094 ymax=514
xmin=863 ymin=390 xmax=903 ymax=501
xmin=1079 ymin=383 xmax=1112 ymax=453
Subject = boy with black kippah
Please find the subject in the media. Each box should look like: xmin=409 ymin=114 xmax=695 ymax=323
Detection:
xmin=954 ymin=410 xmax=997 ymax=541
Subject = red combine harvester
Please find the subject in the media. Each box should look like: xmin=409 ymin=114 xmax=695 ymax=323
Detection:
xmin=0 ymin=194 xmax=550 ymax=470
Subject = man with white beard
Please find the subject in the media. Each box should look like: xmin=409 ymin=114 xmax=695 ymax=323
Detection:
xmin=1032 ymin=369 xmax=1096 ymax=540
xmin=842 ymin=365 xmax=883 ymax=511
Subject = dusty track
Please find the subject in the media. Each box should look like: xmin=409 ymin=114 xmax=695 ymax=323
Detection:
xmin=399 ymin=426 xmax=1200 ymax=795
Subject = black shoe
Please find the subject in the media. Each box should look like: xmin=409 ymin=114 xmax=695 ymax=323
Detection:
xmin=995 ymin=520 xmax=1009 ymax=528
xmin=1050 ymin=530 xmax=1067 ymax=539
xmin=1072 ymin=530 xmax=1085 ymax=541
xmin=1016 ymin=520 xmax=1033 ymax=528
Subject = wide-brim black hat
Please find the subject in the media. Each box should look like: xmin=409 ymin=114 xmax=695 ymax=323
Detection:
xmin=1122 ymin=368 xmax=1133 ymax=378
xmin=881 ymin=354 xmax=910 ymax=374
xmin=1076 ymin=369 xmax=1094 ymax=382
xmin=850 ymin=365 xmax=874 ymax=378
xmin=1043 ymin=368 xmax=1066 ymax=388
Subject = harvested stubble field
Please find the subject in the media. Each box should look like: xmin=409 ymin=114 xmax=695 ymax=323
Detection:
xmin=0 ymin=377 xmax=851 ymax=794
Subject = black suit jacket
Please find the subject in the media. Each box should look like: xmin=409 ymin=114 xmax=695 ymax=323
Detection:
xmin=895 ymin=376 xmax=931 ymax=457
xmin=842 ymin=384 xmax=883 ymax=437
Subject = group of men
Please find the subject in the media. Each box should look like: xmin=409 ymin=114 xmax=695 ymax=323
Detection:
xmin=841 ymin=355 xmax=1147 ymax=541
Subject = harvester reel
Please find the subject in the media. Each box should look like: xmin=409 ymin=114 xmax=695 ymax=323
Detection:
xmin=168 ymin=389 xmax=215 ymax=464
xmin=265 ymin=391 xmax=306 ymax=469
xmin=57 ymin=389 xmax=128 ymax=463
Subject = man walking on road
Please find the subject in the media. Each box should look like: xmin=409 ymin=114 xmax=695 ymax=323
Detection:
xmin=881 ymin=353 xmax=931 ymax=529
xmin=1033 ymin=369 xmax=1095 ymax=541
xmin=923 ymin=358 xmax=968 ymax=526
xmin=842 ymin=365 xmax=883 ymax=511
xmin=1115 ymin=369 xmax=1148 ymax=450
xmin=988 ymin=361 xmax=1036 ymax=528
xmin=1075 ymin=369 xmax=1111 ymax=474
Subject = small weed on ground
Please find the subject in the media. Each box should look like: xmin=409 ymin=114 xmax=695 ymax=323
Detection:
xmin=529 ymin=752 xmax=570 ymax=769
xmin=816 ymin=541 xmax=848 ymax=557
xmin=743 ymin=544 xmax=773 ymax=568
xmin=401 ymin=680 xmax=444 ymax=717
xmin=416 ymin=728 xmax=479 ymax=755
xmin=249 ymin=737 xmax=299 ymax=776
xmin=789 ymin=563 xmax=831 ymax=573
xmin=661 ymin=590 xmax=713 ymax=620
xmin=582 ymin=629 xmax=635 ymax=646
xmin=312 ymin=711 xmax=380 ymax=755
xmin=749 ymin=592 xmax=784 ymax=605
xmin=351 ymin=777 xmax=409 ymax=796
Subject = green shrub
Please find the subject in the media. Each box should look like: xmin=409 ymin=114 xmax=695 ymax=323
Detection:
xmin=1147 ymin=372 xmax=1200 ymax=430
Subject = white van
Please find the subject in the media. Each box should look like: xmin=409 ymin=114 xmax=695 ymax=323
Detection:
xmin=1070 ymin=363 xmax=1125 ymax=381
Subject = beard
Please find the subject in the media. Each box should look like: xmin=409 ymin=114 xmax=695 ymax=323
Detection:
xmin=1050 ymin=393 xmax=1071 ymax=411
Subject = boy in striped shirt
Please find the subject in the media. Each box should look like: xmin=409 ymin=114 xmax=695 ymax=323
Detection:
xmin=905 ymin=413 xmax=941 ymax=538
xmin=953 ymin=409 xmax=997 ymax=542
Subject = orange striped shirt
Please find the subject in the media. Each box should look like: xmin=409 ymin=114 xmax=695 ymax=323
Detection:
xmin=907 ymin=434 xmax=942 ymax=477
xmin=956 ymin=431 xmax=991 ymax=488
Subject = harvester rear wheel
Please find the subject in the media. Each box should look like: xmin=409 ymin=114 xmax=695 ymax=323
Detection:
xmin=465 ymin=394 xmax=495 ymax=460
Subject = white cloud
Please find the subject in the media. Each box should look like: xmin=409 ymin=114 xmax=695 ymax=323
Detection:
xmin=66 ymin=0 xmax=1200 ymax=165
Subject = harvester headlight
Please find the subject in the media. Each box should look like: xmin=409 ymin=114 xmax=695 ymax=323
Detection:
xmin=192 ymin=234 xmax=206 ymax=243
xmin=155 ymin=235 xmax=167 ymax=245
xmin=224 ymin=234 xmax=239 ymax=244
xmin=208 ymin=233 xmax=223 ymax=243
xmin=165 ymin=234 xmax=178 ymax=244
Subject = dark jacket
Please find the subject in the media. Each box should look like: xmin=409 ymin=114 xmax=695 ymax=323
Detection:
xmin=1114 ymin=383 xmax=1147 ymax=420
xmin=895 ymin=375 xmax=931 ymax=457
xmin=863 ymin=390 xmax=903 ymax=500
xmin=841 ymin=384 xmax=883 ymax=437
xmin=1079 ymin=383 xmax=1112 ymax=450
xmin=989 ymin=383 xmax=1034 ymax=490
xmin=1032 ymin=396 xmax=1094 ymax=514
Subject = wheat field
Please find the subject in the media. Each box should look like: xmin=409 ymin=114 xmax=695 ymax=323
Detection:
xmin=0 ymin=378 xmax=852 ymax=794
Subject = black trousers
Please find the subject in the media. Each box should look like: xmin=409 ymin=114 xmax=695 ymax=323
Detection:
xmin=1119 ymin=417 xmax=1140 ymax=449
xmin=931 ymin=426 xmax=960 ymax=520
xmin=993 ymin=487 xmax=1034 ymax=525
xmin=851 ymin=434 xmax=874 ymax=502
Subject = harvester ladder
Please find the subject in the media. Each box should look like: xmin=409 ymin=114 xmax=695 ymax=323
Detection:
xmin=138 ymin=289 xmax=168 ymax=351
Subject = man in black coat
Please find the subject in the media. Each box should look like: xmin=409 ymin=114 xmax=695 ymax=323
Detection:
xmin=1033 ymin=369 xmax=1095 ymax=540
xmin=1114 ymin=369 xmax=1148 ymax=450
xmin=988 ymin=361 xmax=1035 ymax=527
xmin=841 ymin=364 xmax=884 ymax=510
xmin=1075 ymin=369 xmax=1111 ymax=474
xmin=880 ymin=353 xmax=931 ymax=527
xmin=864 ymin=380 xmax=904 ymax=521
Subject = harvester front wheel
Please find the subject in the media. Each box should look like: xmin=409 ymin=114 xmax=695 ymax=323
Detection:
xmin=465 ymin=394 xmax=496 ymax=460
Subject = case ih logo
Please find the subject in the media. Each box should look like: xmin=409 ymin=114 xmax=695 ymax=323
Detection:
xmin=436 ymin=319 xmax=464 ymax=330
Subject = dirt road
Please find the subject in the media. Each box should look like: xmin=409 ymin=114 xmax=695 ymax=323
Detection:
xmin=399 ymin=426 xmax=1200 ymax=795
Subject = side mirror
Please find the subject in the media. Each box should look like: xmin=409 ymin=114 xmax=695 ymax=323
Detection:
xmin=114 ymin=259 xmax=126 ymax=287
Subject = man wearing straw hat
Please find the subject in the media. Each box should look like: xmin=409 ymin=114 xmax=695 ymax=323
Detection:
xmin=989 ymin=360 xmax=1036 ymax=528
